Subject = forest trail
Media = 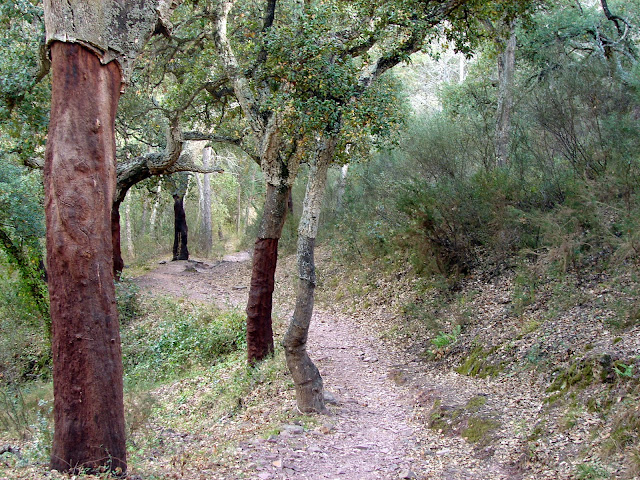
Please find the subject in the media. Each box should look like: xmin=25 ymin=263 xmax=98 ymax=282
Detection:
xmin=133 ymin=255 xmax=527 ymax=480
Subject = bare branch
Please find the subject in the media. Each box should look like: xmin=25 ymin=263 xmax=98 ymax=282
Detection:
xmin=182 ymin=131 xmax=241 ymax=144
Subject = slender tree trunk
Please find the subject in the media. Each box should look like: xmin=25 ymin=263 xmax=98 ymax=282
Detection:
xmin=284 ymin=136 xmax=336 ymax=413
xmin=495 ymin=20 xmax=517 ymax=168
xmin=112 ymin=201 xmax=124 ymax=279
xmin=201 ymin=147 xmax=213 ymax=256
xmin=141 ymin=195 xmax=149 ymax=236
xmin=335 ymin=163 xmax=349 ymax=211
xmin=246 ymin=183 xmax=290 ymax=363
xmin=125 ymin=200 xmax=134 ymax=259
xmin=172 ymin=194 xmax=189 ymax=260
xmin=196 ymin=170 xmax=203 ymax=235
xmin=45 ymin=42 xmax=126 ymax=473
xmin=150 ymin=181 xmax=162 ymax=238
xmin=236 ymin=181 xmax=242 ymax=235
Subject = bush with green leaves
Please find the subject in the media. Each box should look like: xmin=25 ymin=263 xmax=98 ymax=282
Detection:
xmin=122 ymin=297 xmax=246 ymax=384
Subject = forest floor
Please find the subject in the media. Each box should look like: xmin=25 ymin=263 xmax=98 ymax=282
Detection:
xmin=125 ymin=249 xmax=612 ymax=480
xmin=2 ymin=248 xmax=638 ymax=479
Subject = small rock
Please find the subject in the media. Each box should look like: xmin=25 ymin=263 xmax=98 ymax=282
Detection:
xmin=272 ymin=459 xmax=283 ymax=468
xmin=324 ymin=390 xmax=339 ymax=405
xmin=158 ymin=260 xmax=167 ymax=264
xmin=317 ymin=424 xmax=333 ymax=434
xmin=399 ymin=469 xmax=417 ymax=479
xmin=308 ymin=446 xmax=323 ymax=453
xmin=282 ymin=424 xmax=304 ymax=435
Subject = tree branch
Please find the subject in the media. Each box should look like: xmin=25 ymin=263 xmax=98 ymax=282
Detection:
xmin=211 ymin=0 xmax=265 ymax=135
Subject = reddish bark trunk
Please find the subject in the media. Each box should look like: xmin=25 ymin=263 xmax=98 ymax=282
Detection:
xmin=246 ymin=183 xmax=290 ymax=364
xmin=247 ymin=237 xmax=278 ymax=361
xmin=172 ymin=194 xmax=189 ymax=261
xmin=112 ymin=201 xmax=124 ymax=279
xmin=45 ymin=42 xmax=126 ymax=473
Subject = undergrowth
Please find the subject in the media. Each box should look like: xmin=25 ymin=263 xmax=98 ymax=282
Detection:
xmin=0 ymin=288 xmax=289 ymax=480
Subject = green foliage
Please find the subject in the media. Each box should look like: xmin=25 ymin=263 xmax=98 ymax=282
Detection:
xmin=116 ymin=276 xmax=142 ymax=324
xmin=575 ymin=462 xmax=610 ymax=480
xmin=330 ymin=0 xmax=640 ymax=281
xmin=0 ymin=382 xmax=52 ymax=455
xmin=456 ymin=346 xmax=504 ymax=378
xmin=613 ymin=361 xmax=635 ymax=378
xmin=122 ymin=298 xmax=246 ymax=384
xmin=431 ymin=324 xmax=461 ymax=349
xmin=0 ymin=256 xmax=50 ymax=383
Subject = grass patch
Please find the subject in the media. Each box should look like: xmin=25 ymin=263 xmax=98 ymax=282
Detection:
xmin=121 ymin=296 xmax=246 ymax=384
xmin=461 ymin=416 xmax=499 ymax=445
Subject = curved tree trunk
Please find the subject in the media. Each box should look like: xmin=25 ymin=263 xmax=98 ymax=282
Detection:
xmin=283 ymin=136 xmax=336 ymax=413
xmin=246 ymin=183 xmax=290 ymax=363
xmin=45 ymin=42 xmax=126 ymax=473
xmin=172 ymin=194 xmax=189 ymax=261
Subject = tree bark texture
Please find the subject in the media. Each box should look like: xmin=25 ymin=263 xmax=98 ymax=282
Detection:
xmin=246 ymin=183 xmax=290 ymax=363
xmin=45 ymin=42 xmax=126 ymax=473
xmin=172 ymin=194 xmax=189 ymax=260
xmin=44 ymin=0 xmax=177 ymax=84
xmin=283 ymin=136 xmax=336 ymax=413
xmin=495 ymin=20 xmax=516 ymax=168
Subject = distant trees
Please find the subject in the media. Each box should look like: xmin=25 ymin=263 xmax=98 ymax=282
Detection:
xmin=334 ymin=0 xmax=640 ymax=281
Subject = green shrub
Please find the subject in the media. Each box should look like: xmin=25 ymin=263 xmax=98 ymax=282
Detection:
xmin=122 ymin=298 xmax=246 ymax=384
xmin=116 ymin=275 xmax=142 ymax=324
xmin=0 ymin=263 xmax=50 ymax=383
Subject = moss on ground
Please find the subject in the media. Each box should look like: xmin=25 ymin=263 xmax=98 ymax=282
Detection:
xmin=456 ymin=346 xmax=504 ymax=378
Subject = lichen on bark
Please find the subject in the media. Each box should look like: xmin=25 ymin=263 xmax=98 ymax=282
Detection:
xmin=44 ymin=0 xmax=178 ymax=84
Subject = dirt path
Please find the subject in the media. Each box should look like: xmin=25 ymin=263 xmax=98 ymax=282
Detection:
xmin=132 ymin=255 xmax=527 ymax=480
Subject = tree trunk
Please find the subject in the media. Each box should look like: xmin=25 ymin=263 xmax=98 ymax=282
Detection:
xmin=45 ymin=42 xmax=126 ymax=473
xmin=335 ymin=163 xmax=349 ymax=211
xmin=172 ymin=194 xmax=189 ymax=261
xmin=125 ymin=200 xmax=134 ymax=259
xmin=112 ymin=201 xmax=124 ymax=279
xmin=201 ymin=147 xmax=213 ymax=256
xmin=150 ymin=180 xmax=162 ymax=238
xmin=236 ymin=181 xmax=242 ymax=235
xmin=495 ymin=19 xmax=517 ymax=168
xmin=246 ymin=183 xmax=290 ymax=364
xmin=141 ymin=195 xmax=149 ymax=236
xmin=283 ymin=136 xmax=336 ymax=413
